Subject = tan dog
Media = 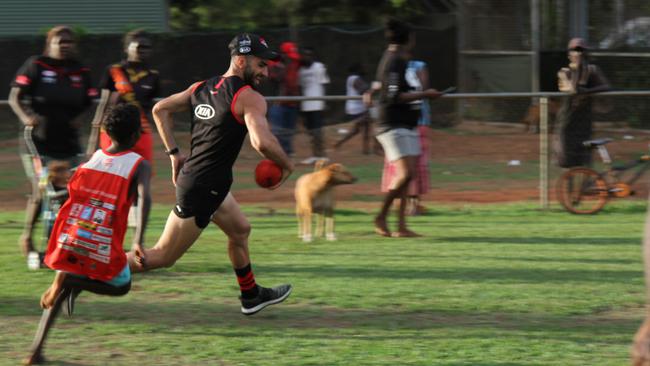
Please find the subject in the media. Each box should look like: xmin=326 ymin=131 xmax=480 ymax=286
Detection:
xmin=521 ymin=100 xmax=560 ymax=134
xmin=295 ymin=160 xmax=357 ymax=242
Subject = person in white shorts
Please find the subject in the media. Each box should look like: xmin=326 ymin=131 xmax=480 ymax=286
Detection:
xmin=368 ymin=19 xmax=441 ymax=238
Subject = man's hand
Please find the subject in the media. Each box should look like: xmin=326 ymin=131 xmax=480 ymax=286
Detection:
xmin=170 ymin=152 xmax=186 ymax=186
xmin=268 ymin=164 xmax=294 ymax=190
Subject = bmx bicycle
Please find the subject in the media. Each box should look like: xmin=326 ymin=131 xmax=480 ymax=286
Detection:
xmin=556 ymin=138 xmax=650 ymax=214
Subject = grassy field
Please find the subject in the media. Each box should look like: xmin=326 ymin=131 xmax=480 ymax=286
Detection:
xmin=0 ymin=201 xmax=648 ymax=365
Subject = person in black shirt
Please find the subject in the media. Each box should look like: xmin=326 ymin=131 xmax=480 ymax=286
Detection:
xmin=367 ymin=19 xmax=441 ymax=238
xmin=127 ymin=34 xmax=295 ymax=316
xmin=9 ymin=25 xmax=97 ymax=257
xmin=88 ymin=29 xmax=160 ymax=163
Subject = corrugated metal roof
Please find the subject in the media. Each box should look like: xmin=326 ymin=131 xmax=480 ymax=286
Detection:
xmin=0 ymin=0 xmax=168 ymax=36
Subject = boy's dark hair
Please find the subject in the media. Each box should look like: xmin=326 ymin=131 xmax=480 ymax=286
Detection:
xmin=385 ymin=18 xmax=411 ymax=45
xmin=103 ymin=104 xmax=141 ymax=145
xmin=123 ymin=29 xmax=150 ymax=49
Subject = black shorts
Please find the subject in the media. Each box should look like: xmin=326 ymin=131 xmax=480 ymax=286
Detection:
xmin=173 ymin=172 xmax=232 ymax=229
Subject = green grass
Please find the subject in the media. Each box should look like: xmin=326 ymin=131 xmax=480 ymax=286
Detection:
xmin=0 ymin=201 xmax=648 ymax=365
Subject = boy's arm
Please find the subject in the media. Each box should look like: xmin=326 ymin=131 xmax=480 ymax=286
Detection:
xmin=131 ymin=160 xmax=151 ymax=266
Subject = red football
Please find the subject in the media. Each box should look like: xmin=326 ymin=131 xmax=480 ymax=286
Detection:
xmin=255 ymin=159 xmax=282 ymax=188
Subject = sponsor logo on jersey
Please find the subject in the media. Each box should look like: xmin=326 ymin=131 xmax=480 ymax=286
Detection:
xmin=77 ymin=221 xmax=97 ymax=230
xmin=90 ymin=198 xmax=103 ymax=207
xmin=102 ymin=202 xmax=116 ymax=211
xmin=80 ymin=206 xmax=93 ymax=220
xmin=102 ymin=158 xmax=113 ymax=168
xmin=92 ymin=209 xmax=107 ymax=225
xmin=97 ymin=244 xmax=111 ymax=256
xmin=91 ymin=234 xmax=112 ymax=244
xmin=70 ymin=203 xmax=83 ymax=217
xmin=73 ymin=238 xmax=98 ymax=251
xmin=69 ymin=75 xmax=82 ymax=83
xmin=194 ymin=104 xmax=215 ymax=120
xmin=57 ymin=233 xmax=69 ymax=244
xmin=76 ymin=229 xmax=92 ymax=239
xmin=96 ymin=226 xmax=113 ymax=236
xmin=42 ymin=70 xmax=57 ymax=77
xmin=89 ymin=252 xmax=110 ymax=264
xmin=66 ymin=218 xmax=77 ymax=226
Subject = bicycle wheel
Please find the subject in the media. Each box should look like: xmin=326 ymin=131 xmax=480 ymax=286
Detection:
xmin=556 ymin=167 xmax=609 ymax=214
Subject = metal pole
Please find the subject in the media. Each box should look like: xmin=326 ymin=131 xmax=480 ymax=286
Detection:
xmin=455 ymin=0 xmax=465 ymax=125
xmin=531 ymin=0 xmax=540 ymax=93
xmin=539 ymin=97 xmax=549 ymax=210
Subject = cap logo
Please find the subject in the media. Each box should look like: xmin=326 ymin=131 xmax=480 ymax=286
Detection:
xmin=259 ymin=37 xmax=268 ymax=48
xmin=240 ymin=35 xmax=252 ymax=46
xmin=239 ymin=46 xmax=251 ymax=53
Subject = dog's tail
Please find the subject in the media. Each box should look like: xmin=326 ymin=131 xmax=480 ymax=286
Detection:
xmin=314 ymin=158 xmax=329 ymax=172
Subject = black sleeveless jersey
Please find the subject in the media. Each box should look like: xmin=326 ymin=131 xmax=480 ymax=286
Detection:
xmin=182 ymin=75 xmax=251 ymax=184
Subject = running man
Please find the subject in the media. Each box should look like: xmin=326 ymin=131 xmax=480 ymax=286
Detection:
xmin=128 ymin=33 xmax=295 ymax=315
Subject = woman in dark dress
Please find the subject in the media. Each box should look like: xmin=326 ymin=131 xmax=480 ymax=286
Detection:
xmin=556 ymin=37 xmax=610 ymax=168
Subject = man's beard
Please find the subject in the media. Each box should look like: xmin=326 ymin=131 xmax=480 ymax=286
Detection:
xmin=243 ymin=64 xmax=259 ymax=90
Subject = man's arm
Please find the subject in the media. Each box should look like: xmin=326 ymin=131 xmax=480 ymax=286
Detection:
xmin=130 ymin=160 xmax=152 ymax=266
xmin=152 ymin=82 xmax=198 ymax=185
xmin=236 ymin=88 xmax=294 ymax=188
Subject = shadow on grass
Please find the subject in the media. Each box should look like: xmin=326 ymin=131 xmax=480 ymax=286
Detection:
xmin=254 ymin=264 xmax=643 ymax=284
xmin=2 ymin=295 xmax=641 ymax=346
xmin=439 ymin=236 xmax=640 ymax=246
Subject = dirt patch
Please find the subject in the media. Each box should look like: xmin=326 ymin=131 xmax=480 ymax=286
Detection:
xmin=2 ymin=121 xmax=649 ymax=210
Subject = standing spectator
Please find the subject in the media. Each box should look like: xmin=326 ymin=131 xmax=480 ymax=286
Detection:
xmin=87 ymin=29 xmax=159 ymax=229
xmin=9 ymin=25 xmax=97 ymax=259
xmin=556 ymin=38 xmax=610 ymax=168
xmin=88 ymin=29 xmax=160 ymax=164
xmin=298 ymin=47 xmax=330 ymax=164
xmin=335 ymin=63 xmax=378 ymax=155
xmin=368 ymin=19 xmax=441 ymax=238
xmin=268 ymin=41 xmax=301 ymax=156
xmin=381 ymin=59 xmax=432 ymax=215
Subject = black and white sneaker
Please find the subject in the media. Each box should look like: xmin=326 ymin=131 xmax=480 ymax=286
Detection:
xmin=241 ymin=284 xmax=292 ymax=316
xmin=63 ymin=288 xmax=81 ymax=317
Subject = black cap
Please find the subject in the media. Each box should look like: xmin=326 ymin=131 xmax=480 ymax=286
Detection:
xmin=229 ymin=33 xmax=279 ymax=61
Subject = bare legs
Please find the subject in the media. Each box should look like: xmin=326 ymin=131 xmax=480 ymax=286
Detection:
xmin=375 ymin=155 xmax=420 ymax=237
xmin=127 ymin=193 xmax=251 ymax=272
xmin=20 ymin=177 xmax=41 ymax=256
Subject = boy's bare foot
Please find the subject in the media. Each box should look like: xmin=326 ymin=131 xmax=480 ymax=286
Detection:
xmin=374 ymin=217 xmax=391 ymax=237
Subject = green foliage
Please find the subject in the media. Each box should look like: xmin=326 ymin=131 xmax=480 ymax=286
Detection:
xmin=0 ymin=202 xmax=647 ymax=365
xmin=168 ymin=0 xmax=445 ymax=31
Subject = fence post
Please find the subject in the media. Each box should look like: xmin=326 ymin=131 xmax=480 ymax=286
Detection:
xmin=539 ymin=97 xmax=549 ymax=210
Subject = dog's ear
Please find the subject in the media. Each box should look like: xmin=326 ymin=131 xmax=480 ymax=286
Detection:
xmin=314 ymin=159 xmax=329 ymax=171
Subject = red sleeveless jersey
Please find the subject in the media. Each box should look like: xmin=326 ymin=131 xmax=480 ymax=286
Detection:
xmin=44 ymin=149 xmax=143 ymax=281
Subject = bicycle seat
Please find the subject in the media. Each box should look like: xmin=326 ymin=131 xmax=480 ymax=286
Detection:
xmin=583 ymin=138 xmax=613 ymax=148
